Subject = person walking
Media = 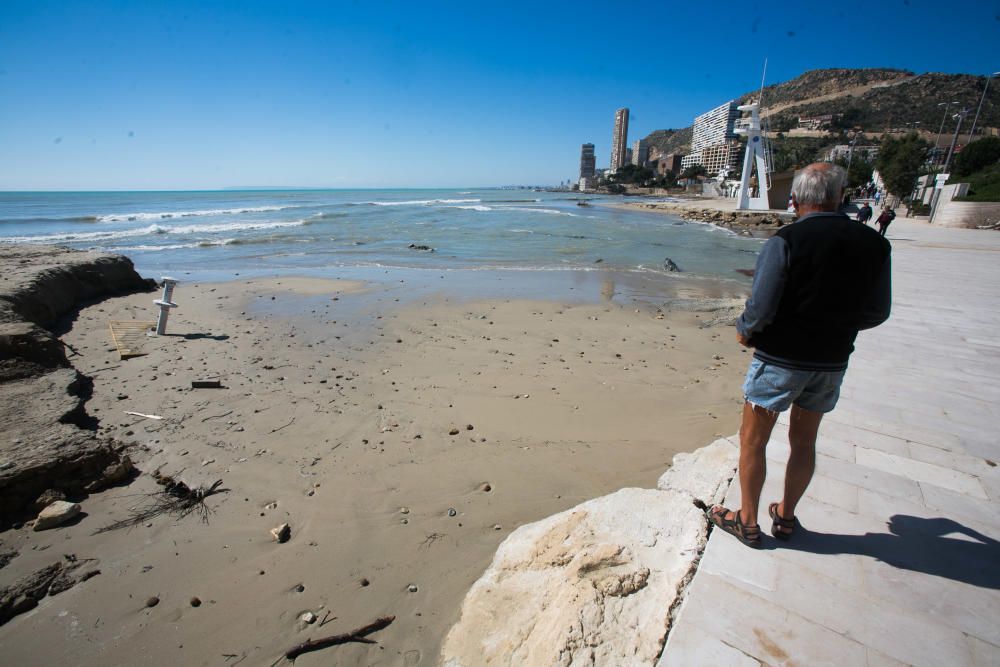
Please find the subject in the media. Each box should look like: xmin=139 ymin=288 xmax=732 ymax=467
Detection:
xmin=875 ymin=207 xmax=896 ymax=237
xmin=708 ymin=163 xmax=891 ymax=548
xmin=856 ymin=202 xmax=873 ymax=224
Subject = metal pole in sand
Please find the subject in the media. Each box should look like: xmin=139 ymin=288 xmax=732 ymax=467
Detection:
xmin=154 ymin=277 xmax=178 ymax=335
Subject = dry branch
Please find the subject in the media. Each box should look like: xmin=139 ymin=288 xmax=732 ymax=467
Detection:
xmin=284 ymin=615 xmax=395 ymax=660
xmin=94 ymin=478 xmax=227 ymax=534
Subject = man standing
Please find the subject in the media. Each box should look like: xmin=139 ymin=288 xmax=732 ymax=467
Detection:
xmin=856 ymin=202 xmax=873 ymax=225
xmin=709 ymin=163 xmax=891 ymax=548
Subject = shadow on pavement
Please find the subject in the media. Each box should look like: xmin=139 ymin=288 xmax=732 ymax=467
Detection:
xmin=775 ymin=515 xmax=1000 ymax=589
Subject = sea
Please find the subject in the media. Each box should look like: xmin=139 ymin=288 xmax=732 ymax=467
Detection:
xmin=0 ymin=189 xmax=761 ymax=300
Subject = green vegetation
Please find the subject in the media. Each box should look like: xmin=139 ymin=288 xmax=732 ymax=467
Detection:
xmin=951 ymin=161 xmax=1000 ymax=202
xmin=769 ymin=136 xmax=831 ymax=172
xmin=876 ymin=132 xmax=931 ymax=200
xmin=833 ymin=156 xmax=875 ymax=188
xmin=953 ymin=137 xmax=1000 ymax=177
xmin=607 ymin=164 xmax=656 ymax=185
xmin=680 ymin=164 xmax=707 ymax=179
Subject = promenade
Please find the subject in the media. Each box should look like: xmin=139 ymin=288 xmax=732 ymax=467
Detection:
xmin=660 ymin=217 xmax=1000 ymax=666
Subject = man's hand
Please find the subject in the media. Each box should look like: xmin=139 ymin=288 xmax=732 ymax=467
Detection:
xmin=736 ymin=331 xmax=751 ymax=347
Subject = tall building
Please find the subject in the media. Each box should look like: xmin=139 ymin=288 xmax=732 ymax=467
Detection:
xmin=579 ymin=143 xmax=596 ymax=182
xmin=691 ymin=101 xmax=739 ymax=153
xmin=632 ymin=139 xmax=649 ymax=167
xmin=610 ymin=108 xmax=630 ymax=172
xmin=683 ymin=100 xmax=740 ymax=175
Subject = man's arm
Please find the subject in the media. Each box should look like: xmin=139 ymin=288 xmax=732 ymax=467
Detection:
xmin=859 ymin=255 xmax=891 ymax=329
xmin=736 ymin=236 xmax=789 ymax=344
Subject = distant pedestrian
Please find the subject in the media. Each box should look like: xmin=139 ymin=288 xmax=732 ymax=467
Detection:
xmin=856 ymin=203 xmax=873 ymax=224
xmin=709 ymin=163 xmax=891 ymax=549
xmin=874 ymin=190 xmax=882 ymax=205
xmin=875 ymin=208 xmax=895 ymax=237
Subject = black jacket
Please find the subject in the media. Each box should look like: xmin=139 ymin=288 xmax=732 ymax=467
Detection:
xmin=736 ymin=212 xmax=891 ymax=371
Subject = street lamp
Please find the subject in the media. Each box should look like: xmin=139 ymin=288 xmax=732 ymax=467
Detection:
xmin=935 ymin=101 xmax=959 ymax=165
xmin=967 ymin=71 xmax=1000 ymax=142
xmin=943 ymin=108 xmax=970 ymax=173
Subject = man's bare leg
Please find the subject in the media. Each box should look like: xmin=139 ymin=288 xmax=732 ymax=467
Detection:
xmin=776 ymin=404 xmax=824 ymax=531
xmin=736 ymin=401 xmax=779 ymax=527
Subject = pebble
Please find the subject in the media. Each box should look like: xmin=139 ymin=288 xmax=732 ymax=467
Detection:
xmin=360 ymin=578 xmax=370 ymax=587
xmin=146 ymin=596 xmax=160 ymax=608
xmin=301 ymin=611 xmax=317 ymax=624
xmin=447 ymin=508 xmax=457 ymax=517
xmin=270 ymin=523 xmax=291 ymax=543
xmin=400 ymin=507 xmax=410 ymax=514
xmin=466 ymin=424 xmax=474 ymax=430
xmin=190 ymin=597 xmax=201 ymax=607
xmin=407 ymin=584 xmax=418 ymax=593
xmin=449 ymin=428 xmax=460 ymax=435
xmin=493 ymin=524 xmax=502 ymax=531
xmin=481 ymin=483 xmax=492 ymax=492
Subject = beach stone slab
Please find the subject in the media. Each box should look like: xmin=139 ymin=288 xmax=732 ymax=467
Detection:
xmin=656 ymin=437 xmax=738 ymax=504
xmin=440 ymin=487 xmax=706 ymax=667
xmin=33 ymin=501 xmax=81 ymax=531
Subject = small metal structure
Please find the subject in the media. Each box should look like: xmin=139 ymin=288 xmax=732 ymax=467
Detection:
xmin=154 ymin=277 xmax=179 ymax=335
xmin=109 ymin=320 xmax=157 ymax=359
xmin=736 ymin=102 xmax=770 ymax=210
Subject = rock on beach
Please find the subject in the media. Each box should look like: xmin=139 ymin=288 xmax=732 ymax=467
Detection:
xmin=441 ymin=438 xmax=739 ymax=666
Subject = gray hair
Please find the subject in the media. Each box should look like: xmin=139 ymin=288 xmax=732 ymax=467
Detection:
xmin=791 ymin=163 xmax=847 ymax=206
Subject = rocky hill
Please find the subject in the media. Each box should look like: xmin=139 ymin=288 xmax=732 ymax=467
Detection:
xmin=643 ymin=68 xmax=1000 ymax=160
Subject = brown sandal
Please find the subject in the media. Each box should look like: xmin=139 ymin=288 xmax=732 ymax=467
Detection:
xmin=707 ymin=505 xmax=762 ymax=549
xmin=769 ymin=502 xmax=799 ymax=540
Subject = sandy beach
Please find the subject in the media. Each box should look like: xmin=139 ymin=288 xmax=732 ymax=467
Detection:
xmin=0 ymin=267 xmax=749 ymax=665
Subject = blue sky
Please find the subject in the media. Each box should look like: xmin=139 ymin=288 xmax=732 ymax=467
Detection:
xmin=1 ymin=0 xmax=997 ymax=190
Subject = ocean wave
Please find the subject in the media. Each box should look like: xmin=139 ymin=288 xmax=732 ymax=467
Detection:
xmin=360 ymin=198 xmax=481 ymax=207
xmin=95 ymin=205 xmax=294 ymax=222
xmin=451 ymin=205 xmax=493 ymax=211
xmin=310 ymin=211 xmax=348 ymax=220
xmin=498 ymin=206 xmax=579 ymax=217
xmin=7 ymin=218 xmax=313 ymax=244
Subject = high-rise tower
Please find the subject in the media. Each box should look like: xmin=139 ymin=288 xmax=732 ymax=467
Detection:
xmin=610 ymin=108 xmax=629 ymax=173
xmin=579 ymin=144 xmax=595 ymax=180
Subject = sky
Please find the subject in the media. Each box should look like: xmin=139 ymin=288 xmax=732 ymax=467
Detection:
xmin=1 ymin=0 xmax=998 ymax=190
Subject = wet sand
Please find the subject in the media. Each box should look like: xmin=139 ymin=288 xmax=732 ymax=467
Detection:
xmin=0 ymin=271 xmax=750 ymax=666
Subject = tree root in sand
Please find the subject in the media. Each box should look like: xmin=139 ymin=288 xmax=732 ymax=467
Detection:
xmin=93 ymin=476 xmax=227 ymax=534
xmin=282 ymin=616 xmax=395 ymax=661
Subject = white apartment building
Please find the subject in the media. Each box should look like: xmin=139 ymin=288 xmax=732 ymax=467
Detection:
xmin=683 ymin=100 xmax=740 ymax=174
xmin=632 ymin=138 xmax=649 ymax=167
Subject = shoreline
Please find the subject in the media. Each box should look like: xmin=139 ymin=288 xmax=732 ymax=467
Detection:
xmin=606 ymin=199 xmax=793 ymax=237
xmin=0 ymin=248 xmax=750 ymax=665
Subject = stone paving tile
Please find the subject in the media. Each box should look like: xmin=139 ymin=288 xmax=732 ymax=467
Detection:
xmin=967 ymin=636 xmax=1000 ymax=667
xmin=906 ymin=440 xmax=1000 ymax=480
xmin=656 ymin=623 xmax=761 ymax=667
xmin=814 ymin=453 xmax=922 ymax=500
xmin=859 ymin=555 xmax=1000 ymax=647
xmin=662 ymin=572 xmax=870 ymax=667
xmin=661 ymin=221 xmax=1000 ymax=667
xmin=855 ymin=447 xmax=988 ymax=498
xmin=918 ymin=482 xmax=999 ymax=529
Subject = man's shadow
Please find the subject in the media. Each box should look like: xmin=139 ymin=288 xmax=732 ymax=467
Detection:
xmin=773 ymin=515 xmax=1000 ymax=589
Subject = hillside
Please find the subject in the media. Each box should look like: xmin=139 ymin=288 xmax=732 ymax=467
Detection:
xmin=644 ymin=127 xmax=692 ymax=159
xmin=643 ymin=68 xmax=1000 ymax=163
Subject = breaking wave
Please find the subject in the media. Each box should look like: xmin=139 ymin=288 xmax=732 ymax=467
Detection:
xmin=8 ymin=218 xmax=313 ymax=244
xmin=95 ymin=205 xmax=295 ymax=222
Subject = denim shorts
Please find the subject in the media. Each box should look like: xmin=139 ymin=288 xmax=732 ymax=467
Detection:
xmin=742 ymin=358 xmax=846 ymax=413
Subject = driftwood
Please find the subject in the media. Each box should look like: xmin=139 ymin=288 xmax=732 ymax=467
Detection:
xmin=284 ymin=615 xmax=395 ymax=660
xmin=93 ymin=477 xmax=227 ymax=534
